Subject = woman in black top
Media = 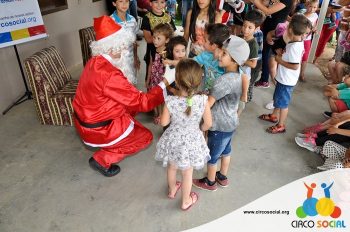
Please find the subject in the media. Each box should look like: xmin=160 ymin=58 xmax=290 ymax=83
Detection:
xmin=249 ymin=0 xmax=294 ymax=87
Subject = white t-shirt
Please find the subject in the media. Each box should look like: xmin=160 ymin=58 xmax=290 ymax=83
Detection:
xmin=305 ymin=13 xmax=318 ymax=40
xmin=275 ymin=41 xmax=304 ymax=86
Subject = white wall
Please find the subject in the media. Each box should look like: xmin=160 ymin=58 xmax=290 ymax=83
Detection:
xmin=0 ymin=0 xmax=107 ymax=114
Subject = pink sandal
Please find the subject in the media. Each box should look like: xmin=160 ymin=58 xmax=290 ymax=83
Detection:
xmin=168 ymin=181 xmax=181 ymax=199
xmin=153 ymin=116 xmax=161 ymax=125
xmin=181 ymin=192 xmax=199 ymax=211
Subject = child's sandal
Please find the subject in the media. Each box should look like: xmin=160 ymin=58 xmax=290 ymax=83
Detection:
xmin=153 ymin=116 xmax=161 ymax=125
xmin=168 ymin=181 xmax=181 ymax=199
xmin=266 ymin=124 xmax=286 ymax=134
xmin=258 ymin=114 xmax=278 ymax=123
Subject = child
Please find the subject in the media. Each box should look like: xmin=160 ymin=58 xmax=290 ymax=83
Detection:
xmin=184 ymin=0 xmax=222 ymax=57
xmin=147 ymin=23 xmax=174 ymax=124
xmin=194 ymin=23 xmax=230 ymax=92
xmin=163 ymin=36 xmax=188 ymax=95
xmin=317 ymin=141 xmax=350 ymax=171
xmin=110 ymin=0 xmax=140 ymax=84
xmin=300 ymin=0 xmax=318 ymax=81
xmin=327 ymin=52 xmax=350 ymax=84
xmin=155 ymin=59 xmax=212 ymax=210
xmin=166 ymin=0 xmax=177 ymax=21
xmin=258 ymin=14 xmax=312 ymax=134
xmin=263 ymin=21 xmax=290 ymax=110
xmin=141 ymin=0 xmax=176 ymax=81
xmin=241 ymin=9 xmax=265 ymax=103
xmin=193 ymin=36 xmax=249 ymax=191
xmin=324 ymin=75 xmax=350 ymax=113
xmin=248 ymin=27 xmax=263 ymax=102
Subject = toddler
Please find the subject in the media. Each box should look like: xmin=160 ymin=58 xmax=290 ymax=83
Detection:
xmin=155 ymin=59 xmax=212 ymax=210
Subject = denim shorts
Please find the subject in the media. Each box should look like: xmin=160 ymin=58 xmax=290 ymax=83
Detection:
xmin=207 ymin=130 xmax=235 ymax=165
xmin=273 ymin=81 xmax=294 ymax=109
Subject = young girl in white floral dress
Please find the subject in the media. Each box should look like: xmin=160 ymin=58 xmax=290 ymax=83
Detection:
xmin=155 ymin=59 xmax=212 ymax=211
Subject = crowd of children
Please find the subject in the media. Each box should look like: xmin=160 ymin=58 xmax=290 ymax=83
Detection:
xmin=106 ymin=0 xmax=350 ymax=211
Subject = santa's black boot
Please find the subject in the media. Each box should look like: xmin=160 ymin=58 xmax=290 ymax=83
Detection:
xmin=89 ymin=157 xmax=120 ymax=177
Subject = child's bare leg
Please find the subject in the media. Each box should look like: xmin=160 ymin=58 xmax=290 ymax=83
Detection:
xmin=167 ymin=163 xmax=178 ymax=196
xmin=219 ymin=156 xmax=231 ymax=176
xmin=328 ymin=98 xmax=339 ymax=112
xmin=278 ymin=108 xmax=288 ymax=126
xmin=335 ymin=62 xmax=345 ymax=83
xmin=271 ymin=107 xmax=280 ymax=117
xmin=207 ymin=164 xmax=217 ymax=182
xmin=269 ymin=57 xmax=277 ymax=84
xmin=181 ymin=167 xmax=194 ymax=209
xmin=328 ymin=61 xmax=336 ymax=82
xmin=156 ymin=106 xmax=161 ymax=116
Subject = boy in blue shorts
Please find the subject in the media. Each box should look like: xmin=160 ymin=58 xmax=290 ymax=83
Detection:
xmin=258 ymin=14 xmax=312 ymax=134
xmin=193 ymin=36 xmax=249 ymax=191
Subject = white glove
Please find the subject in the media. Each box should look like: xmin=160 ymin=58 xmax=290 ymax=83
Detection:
xmin=163 ymin=65 xmax=176 ymax=85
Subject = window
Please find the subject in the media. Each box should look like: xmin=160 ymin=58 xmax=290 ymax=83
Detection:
xmin=38 ymin=0 xmax=68 ymax=15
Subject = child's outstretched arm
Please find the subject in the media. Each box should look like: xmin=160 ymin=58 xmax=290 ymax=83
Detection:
xmin=160 ymin=104 xmax=171 ymax=127
xmin=201 ymin=101 xmax=212 ymax=131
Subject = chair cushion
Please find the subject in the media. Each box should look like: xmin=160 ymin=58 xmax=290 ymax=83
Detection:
xmin=48 ymin=80 xmax=79 ymax=126
xmin=24 ymin=46 xmax=76 ymax=126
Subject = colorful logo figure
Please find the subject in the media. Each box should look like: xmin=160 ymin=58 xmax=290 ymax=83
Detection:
xmin=296 ymin=182 xmax=342 ymax=219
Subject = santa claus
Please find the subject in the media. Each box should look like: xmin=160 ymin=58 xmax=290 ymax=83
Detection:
xmin=73 ymin=16 xmax=174 ymax=177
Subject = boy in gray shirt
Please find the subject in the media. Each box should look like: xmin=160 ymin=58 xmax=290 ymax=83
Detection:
xmin=193 ymin=36 xmax=250 ymax=191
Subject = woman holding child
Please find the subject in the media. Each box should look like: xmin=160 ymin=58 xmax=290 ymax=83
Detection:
xmin=249 ymin=0 xmax=294 ymax=88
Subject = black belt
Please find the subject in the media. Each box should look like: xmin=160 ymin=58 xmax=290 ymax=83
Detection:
xmin=74 ymin=113 xmax=112 ymax=128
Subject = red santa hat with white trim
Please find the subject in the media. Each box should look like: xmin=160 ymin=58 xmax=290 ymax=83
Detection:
xmin=90 ymin=15 xmax=135 ymax=56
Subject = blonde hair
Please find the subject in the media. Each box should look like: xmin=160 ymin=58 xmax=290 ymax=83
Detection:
xmin=175 ymin=59 xmax=203 ymax=116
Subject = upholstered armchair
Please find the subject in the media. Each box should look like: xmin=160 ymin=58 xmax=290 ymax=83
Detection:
xmin=24 ymin=46 xmax=78 ymax=126
xmin=79 ymin=26 xmax=96 ymax=66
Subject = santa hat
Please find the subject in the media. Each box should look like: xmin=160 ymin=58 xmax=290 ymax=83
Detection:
xmin=90 ymin=15 xmax=135 ymax=56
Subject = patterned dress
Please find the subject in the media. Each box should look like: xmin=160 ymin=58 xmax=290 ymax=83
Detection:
xmin=155 ymin=95 xmax=210 ymax=170
xmin=148 ymin=52 xmax=165 ymax=90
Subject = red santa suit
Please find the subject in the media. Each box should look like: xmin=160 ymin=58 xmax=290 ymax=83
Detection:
xmin=73 ymin=16 xmax=167 ymax=169
xmin=73 ymin=55 xmax=166 ymax=168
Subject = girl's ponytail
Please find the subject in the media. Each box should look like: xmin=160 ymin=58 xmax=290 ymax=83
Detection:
xmin=185 ymin=90 xmax=194 ymax=116
xmin=175 ymin=59 xmax=203 ymax=116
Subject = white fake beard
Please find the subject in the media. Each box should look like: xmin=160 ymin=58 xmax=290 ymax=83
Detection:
xmin=110 ymin=50 xmax=135 ymax=84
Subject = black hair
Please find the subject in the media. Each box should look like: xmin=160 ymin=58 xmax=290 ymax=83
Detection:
xmin=166 ymin=36 xmax=188 ymax=60
xmin=205 ymin=23 xmax=230 ymax=48
xmin=189 ymin=0 xmax=216 ymax=42
xmin=244 ymin=9 xmax=265 ymax=28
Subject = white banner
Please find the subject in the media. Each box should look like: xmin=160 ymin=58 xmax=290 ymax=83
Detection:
xmin=0 ymin=0 xmax=47 ymax=48
xmin=186 ymin=169 xmax=350 ymax=232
